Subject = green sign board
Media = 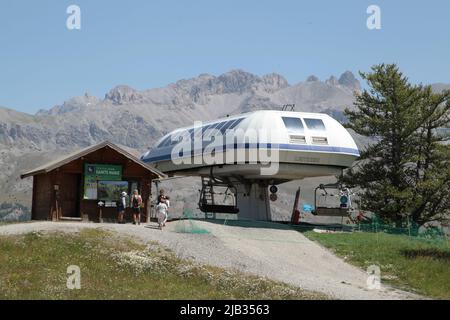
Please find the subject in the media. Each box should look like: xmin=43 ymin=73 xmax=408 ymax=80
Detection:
xmin=84 ymin=164 xmax=122 ymax=181
xmin=83 ymin=164 xmax=123 ymax=200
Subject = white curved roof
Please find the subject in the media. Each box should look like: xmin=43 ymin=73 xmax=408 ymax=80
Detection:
xmin=152 ymin=110 xmax=357 ymax=151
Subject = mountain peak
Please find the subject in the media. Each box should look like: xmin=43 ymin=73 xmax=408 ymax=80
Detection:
xmin=338 ymin=71 xmax=360 ymax=91
xmin=222 ymin=69 xmax=255 ymax=77
xmin=105 ymin=85 xmax=144 ymax=105
xmin=214 ymin=69 xmax=260 ymax=94
xmin=306 ymin=75 xmax=319 ymax=82
xmin=326 ymin=76 xmax=339 ymax=86
xmin=260 ymin=73 xmax=289 ymax=92
xmin=38 ymin=94 xmax=100 ymax=116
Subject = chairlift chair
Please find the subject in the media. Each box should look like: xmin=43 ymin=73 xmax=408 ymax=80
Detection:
xmin=198 ymin=177 xmax=239 ymax=214
xmin=311 ymin=183 xmax=350 ymax=217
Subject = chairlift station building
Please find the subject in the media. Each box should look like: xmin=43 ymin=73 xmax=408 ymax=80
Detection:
xmin=21 ymin=141 xmax=165 ymax=222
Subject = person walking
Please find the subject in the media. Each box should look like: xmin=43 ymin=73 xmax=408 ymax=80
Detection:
xmin=156 ymin=198 xmax=168 ymax=230
xmin=157 ymin=189 xmax=170 ymax=219
xmin=130 ymin=189 xmax=143 ymax=225
xmin=157 ymin=189 xmax=170 ymax=207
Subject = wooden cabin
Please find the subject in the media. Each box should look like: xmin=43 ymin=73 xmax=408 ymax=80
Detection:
xmin=21 ymin=141 xmax=166 ymax=222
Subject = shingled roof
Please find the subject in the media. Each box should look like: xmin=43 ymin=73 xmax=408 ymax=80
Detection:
xmin=20 ymin=141 xmax=166 ymax=179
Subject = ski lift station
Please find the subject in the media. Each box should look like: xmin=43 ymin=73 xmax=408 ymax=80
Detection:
xmin=141 ymin=110 xmax=360 ymax=221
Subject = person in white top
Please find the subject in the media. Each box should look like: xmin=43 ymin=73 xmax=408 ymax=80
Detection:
xmin=158 ymin=189 xmax=170 ymax=208
xmin=117 ymin=191 xmax=128 ymax=224
xmin=156 ymin=198 xmax=169 ymax=230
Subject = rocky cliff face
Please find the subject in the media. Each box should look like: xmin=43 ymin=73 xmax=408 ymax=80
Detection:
xmin=5 ymin=70 xmax=360 ymax=149
xmin=0 ymin=69 xmax=364 ymax=220
xmin=338 ymin=71 xmax=361 ymax=91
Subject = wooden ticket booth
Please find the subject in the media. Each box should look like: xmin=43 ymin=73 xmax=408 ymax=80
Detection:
xmin=21 ymin=141 xmax=166 ymax=222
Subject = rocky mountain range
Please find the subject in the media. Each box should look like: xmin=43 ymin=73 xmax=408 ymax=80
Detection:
xmin=0 ymin=69 xmax=445 ymax=221
xmin=2 ymin=70 xmax=360 ymax=150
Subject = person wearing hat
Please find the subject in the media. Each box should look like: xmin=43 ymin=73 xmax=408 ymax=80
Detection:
xmin=158 ymin=189 xmax=170 ymax=209
xmin=117 ymin=191 xmax=128 ymax=224
xmin=156 ymin=198 xmax=169 ymax=230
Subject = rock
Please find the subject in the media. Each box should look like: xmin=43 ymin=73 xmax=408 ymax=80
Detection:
xmin=306 ymin=75 xmax=319 ymax=82
xmin=214 ymin=69 xmax=261 ymax=94
xmin=260 ymin=73 xmax=289 ymax=93
xmin=105 ymin=85 xmax=144 ymax=105
xmin=39 ymin=94 xmax=101 ymax=116
xmin=338 ymin=71 xmax=361 ymax=91
xmin=326 ymin=76 xmax=339 ymax=86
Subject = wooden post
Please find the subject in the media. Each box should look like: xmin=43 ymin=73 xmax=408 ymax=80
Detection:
xmin=99 ymin=207 xmax=103 ymax=223
xmin=290 ymin=187 xmax=301 ymax=224
xmin=146 ymin=197 xmax=151 ymax=223
xmin=146 ymin=179 xmax=153 ymax=223
xmin=55 ymin=198 xmax=59 ymax=221
xmin=50 ymin=206 xmax=55 ymax=221
xmin=31 ymin=177 xmax=37 ymax=220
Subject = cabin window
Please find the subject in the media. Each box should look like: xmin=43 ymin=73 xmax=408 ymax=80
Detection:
xmin=95 ymin=180 xmax=140 ymax=202
xmin=219 ymin=121 xmax=234 ymax=133
xmin=220 ymin=118 xmax=242 ymax=133
xmin=282 ymin=117 xmax=304 ymax=134
xmin=188 ymin=128 xmax=195 ymax=139
xmin=192 ymin=126 xmax=203 ymax=138
xmin=228 ymin=118 xmax=244 ymax=130
xmin=215 ymin=121 xmax=228 ymax=132
xmin=128 ymin=181 xmax=140 ymax=197
xmin=201 ymin=124 xmax=213 ymax=135
xmin=163 ymin=133 xmax=186 ymax=147
xmin=158 ymin=136 xmax=172 ymax=147
xmin=97 ymin=181 xmax=129 ymax=202
xmin=203 ymin=122 xmax=226 ymax=140
xmin=304 ymin=118 xmax=326 ymax=131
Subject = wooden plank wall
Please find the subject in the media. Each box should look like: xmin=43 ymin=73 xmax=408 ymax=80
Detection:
xmin=32 ymin=173 xmax=53 ymax=220
xmin=31 ymin=145 xmax=156 ymax=222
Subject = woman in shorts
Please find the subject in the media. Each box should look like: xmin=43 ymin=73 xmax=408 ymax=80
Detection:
xmin=130 ymin=189 xmax=143 ymax=225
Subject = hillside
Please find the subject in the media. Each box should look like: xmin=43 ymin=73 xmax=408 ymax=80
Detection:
xmin=0 ymin=221 xmax=422 ymax=299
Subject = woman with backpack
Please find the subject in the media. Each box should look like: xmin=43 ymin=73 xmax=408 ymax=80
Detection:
xmin=130 ymin=189 xmax=143 ymax=225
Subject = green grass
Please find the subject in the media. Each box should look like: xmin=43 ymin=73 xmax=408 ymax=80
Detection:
xmin=303 ymin=230 xmax=450 ymax=299
xmin=0 ymin=229 xmax=327 ymax=300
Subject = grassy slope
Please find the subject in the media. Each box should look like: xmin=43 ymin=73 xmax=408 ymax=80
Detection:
xmin=0 ymin=229 xmax=327 ymax=300
xmin=303 ymin=231 xmax=450 ymax=299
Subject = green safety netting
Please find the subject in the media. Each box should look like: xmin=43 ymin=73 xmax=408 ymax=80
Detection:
xmin=174 ymin=208 xmax=210 ymax=234
xmin=174 ymin=207 xmax=448 ymax=245
xmin=288 ymin=214 xmax=449 ymax=245
xmin=353 ymin=215 xmax=448 ymax=243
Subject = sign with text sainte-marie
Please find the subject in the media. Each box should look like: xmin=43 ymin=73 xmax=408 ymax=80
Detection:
xmin=84 ymin=164 xmax=122 ymax=181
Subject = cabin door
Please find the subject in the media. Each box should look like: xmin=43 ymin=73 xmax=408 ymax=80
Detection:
xmin=61 ymin=174 xmax=81 ymax=217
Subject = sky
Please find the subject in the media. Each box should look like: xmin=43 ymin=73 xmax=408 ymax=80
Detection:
xmin=1 ymin=0 xmax=450 ymax=114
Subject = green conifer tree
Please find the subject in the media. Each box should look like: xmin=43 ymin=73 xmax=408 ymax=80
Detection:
xmin=343 ymin=64 xmax=450 ymax=227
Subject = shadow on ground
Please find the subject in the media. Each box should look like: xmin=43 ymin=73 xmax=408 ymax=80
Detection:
xmin=401 ymin=248 xmax=450 ymax=261
xmin=182 ymin=218 xmax=352 ymax=233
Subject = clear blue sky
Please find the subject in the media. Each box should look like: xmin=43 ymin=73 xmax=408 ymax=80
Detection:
xmin=1 ymin=0 xmax=449 ymax=114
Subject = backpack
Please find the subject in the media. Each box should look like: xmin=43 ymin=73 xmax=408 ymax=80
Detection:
xmin=132 ymin=195 xmax=141 ymax=208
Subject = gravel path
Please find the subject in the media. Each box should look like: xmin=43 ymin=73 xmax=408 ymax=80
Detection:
xmin=0 ymin=220 xmax=421 ymax=300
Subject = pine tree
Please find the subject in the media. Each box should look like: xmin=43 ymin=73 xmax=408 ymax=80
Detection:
xmin=408 ymin=87 xmax=450 ymax=225
xmin=342 ymin=64 xmax=450 ymax=227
